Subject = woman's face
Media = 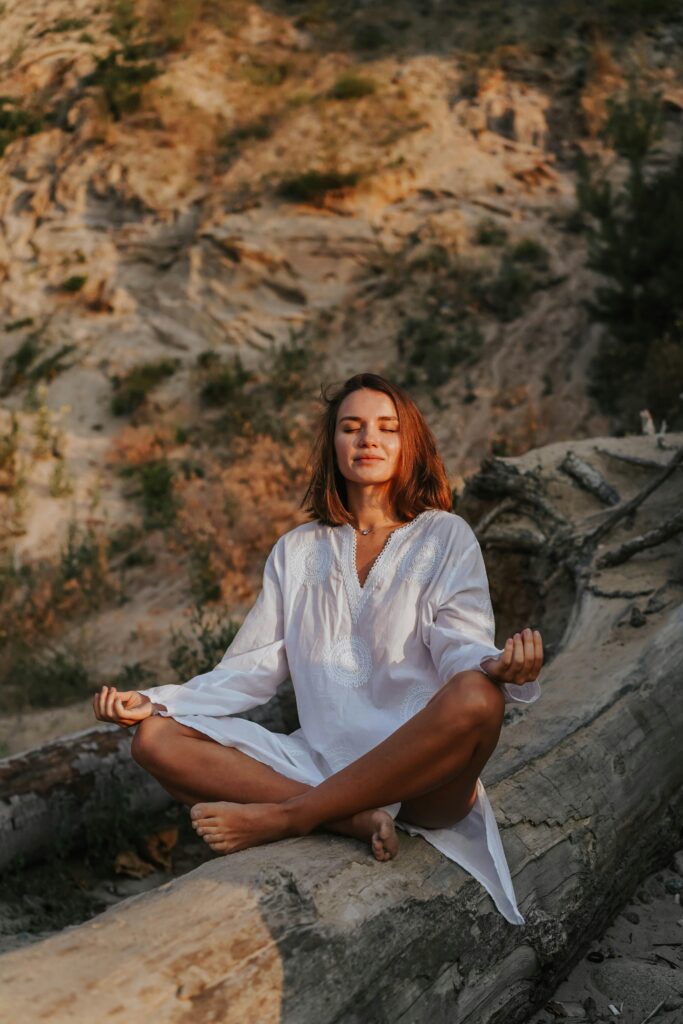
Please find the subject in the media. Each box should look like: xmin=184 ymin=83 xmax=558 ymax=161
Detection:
xmin=334 ymin=388 xmax=402 ymax=487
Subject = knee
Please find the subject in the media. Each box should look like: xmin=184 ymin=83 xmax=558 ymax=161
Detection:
xmin=130 ymin=715 xmax=171 ymax=768
xmin=433 ymin=670 xmax=505 ymax=735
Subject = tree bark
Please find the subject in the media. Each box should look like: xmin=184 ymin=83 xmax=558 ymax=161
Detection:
xmin=0 ymin=432 xmax=681 ymax=1024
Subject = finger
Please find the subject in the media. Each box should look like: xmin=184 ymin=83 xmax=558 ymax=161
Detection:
xmin=97 ymin=685 xmax=109 ymax=719
xmin=512 ymin=633 xmax=525 ymax=679
xmin=532 ymin=629 xmax=544 ymax=677
xmin=105 ymin=686 xmax=119 ymax=719
xmin=116 ymin=698 xmax=149 ymax=721
xmin=499 ymin=637 xmax=514 ymax=672
xmin=522 ymin=628 xmax=536 ymax=674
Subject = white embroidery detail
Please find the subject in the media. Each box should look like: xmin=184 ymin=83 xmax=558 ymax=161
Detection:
xmin=340 ymin=509 xmax=440 ymax=623
xmin=396 ymin=535 xmax=444 ymax=585
xmin=323 ymin=740 xmax=357 ymax=772
xmin=322 ymin=635 xmax=373 ymax=689
xmin=400 ymin=685 xmax=436 ymax=723
xmin=289 ymin=536 xmax=333 ymax=586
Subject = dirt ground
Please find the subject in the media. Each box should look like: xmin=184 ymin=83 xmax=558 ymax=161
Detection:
xmin=525 ymin=849 xmax=683 ymax=1024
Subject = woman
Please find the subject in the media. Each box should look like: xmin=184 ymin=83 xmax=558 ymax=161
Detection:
xmin=93 ymin=372 xmax=543 ymax=925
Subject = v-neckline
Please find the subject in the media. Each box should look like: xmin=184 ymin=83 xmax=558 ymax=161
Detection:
xmin=340 ymin=509 xmax=437 ymax=623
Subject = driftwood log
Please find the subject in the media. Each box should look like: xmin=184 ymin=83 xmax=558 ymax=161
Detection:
xmin=1 ymin=432 xmax=682 ymax=1024
xmin=0 ymin=679 xmax=298 ymax=872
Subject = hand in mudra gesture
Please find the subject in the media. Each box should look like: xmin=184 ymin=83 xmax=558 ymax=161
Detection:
xmin=480 ymin=627 xmax=543 ymax=685
xmin=92 ymin=685 xmax=154 ymax=728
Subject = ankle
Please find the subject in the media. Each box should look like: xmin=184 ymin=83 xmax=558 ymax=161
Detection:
xmin=280 ymin=795 xmax=316 ymax=838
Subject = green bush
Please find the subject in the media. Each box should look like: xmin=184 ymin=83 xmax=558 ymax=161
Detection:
xmin=475 ymin=219 xmax=508 ymax=246
xmin=0 ymin=645 xmax=93 ymax=712
xmin=327 ymin=72 xmax=376 ymax=100
xmin=277 ymin=169 xmax=361 ymax=204
xmin=50 ymin=17 xmax=90 ymax=32
xmin=169 ymin=604 xmax=240 ymax=682
xmin=199 ymin=353 xmax=251 ymax=407
xmin=1 ymin=334 xmax=42 ymax=394
xmin=576 ymin=77 xmax=683 ymax=426
xmin=0 ymin=96 xmax=45 ymax=155
xmin=399 ymin=318 xmax=484 ymax=388
xmin=111 ymin=359 xmax=179 ymax=415
xmin=510 ymin=238 xmax=549 ymax=269
xmin=82 ymin=49 xmax=160 ymax=120
xmin=479 ymin=251 xmax=538 ymax=321
xmin=352 ymin=23 xmax=386 ymax=51
xmin=5 ymin=317 xmax=34 ymax=332
xmin=138 ymin=459 xmax=176 ymax=530
xmin=241 ymin=60 xmax=289 ymax=88
xmin=59 ymin=275 xmax=87 ymax=293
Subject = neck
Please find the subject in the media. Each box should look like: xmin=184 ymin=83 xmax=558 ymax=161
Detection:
xmin=345 ymin=486 xmax=400 ymax=532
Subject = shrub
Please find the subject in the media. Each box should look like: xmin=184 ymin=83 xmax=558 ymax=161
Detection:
xmin=479 ymin=251 xmax=538 ymax=321
xmin=138 ymin=459 xmax=176 ymax=529
xmin=82 ymin=49 xmax=160 ymax=120
xmin=399 ymin=318 xmax=484 ymax=387
xmin=111 ymin=359 xmax=178 ymax=415
xmin=277 ymin=169 xmax=361 ymax=204
xmin=510 ymin=238 xmax=549 ymax=269
xmin=168 ymin=604 xmax=240 ymax=683
xmin=0 ymin=97 xmax=45 ymax=156
xmin=241 ymin=60 xmax=289 ymax=88
xmin=59 ymin=275 xmax=87 ymax=293
xmin=1 ymin=334 xmax=42 ymax=395
xmin=1 ymin=644 xmax=93 ymax=712
xmin=475 ymin=219 xmax=508 ymax=246
xmin=352 ymin=23 xmax=386 ymax=51
xmin=576 ymin=76 xmax=683 ymax=426
xmin=199 ymin=353 xmax=251 ymax=407
xmin=327 ymin=72 xmax=376 ymax=101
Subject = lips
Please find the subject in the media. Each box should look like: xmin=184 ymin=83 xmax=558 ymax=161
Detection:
xmin=355 ymin=456 xmax=383 ymax=461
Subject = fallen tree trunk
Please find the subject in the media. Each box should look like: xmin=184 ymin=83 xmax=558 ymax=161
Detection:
xmin=1 ymin=433 xmax=681 ymax=1023
xmin=0 ymin=679 xmax=298 ymax=872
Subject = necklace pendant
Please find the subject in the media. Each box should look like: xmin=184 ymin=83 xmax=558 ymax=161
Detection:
xmin=360 ymin=527 xmax=372 ymax=535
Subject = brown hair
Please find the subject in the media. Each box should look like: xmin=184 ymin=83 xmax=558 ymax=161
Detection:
xmin=300 ymin=372 xmax=454 ymax=526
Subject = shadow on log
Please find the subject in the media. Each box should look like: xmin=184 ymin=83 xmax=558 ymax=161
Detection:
xmin=1 ymin=433 xmax=682 ymax=1023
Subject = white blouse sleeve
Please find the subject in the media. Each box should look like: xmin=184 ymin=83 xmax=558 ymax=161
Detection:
xmin=426 ymin=533 xmax=541 ymax=706
xmin=136 ymin=540 xmax=289 ymax=718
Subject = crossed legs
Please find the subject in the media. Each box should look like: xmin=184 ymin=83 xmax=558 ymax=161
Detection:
xmin=131 ymin=669 xmax=505 ymax=861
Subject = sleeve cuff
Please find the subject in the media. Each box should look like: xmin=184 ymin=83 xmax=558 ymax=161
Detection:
xmin=500 ymin=679 xmax=542 ymax=705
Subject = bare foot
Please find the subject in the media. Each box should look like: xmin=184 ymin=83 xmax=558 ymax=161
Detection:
xmin=345 ymin=808 xmax=399 ymax=862
xmin=190 ymin=800 xmax=291 ymax=854
xmin=190 ymin=800 xmax=400 ymax=862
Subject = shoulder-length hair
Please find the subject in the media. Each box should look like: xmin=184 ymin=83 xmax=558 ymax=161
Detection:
xmin=300 ymin=372 xmax=454 ymax=526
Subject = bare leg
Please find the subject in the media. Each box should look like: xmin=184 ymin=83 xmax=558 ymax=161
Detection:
xmin=187 ymin=670 xmax=506 ymax=855
xmin=131 ymin=718 xmax=399 ymax=860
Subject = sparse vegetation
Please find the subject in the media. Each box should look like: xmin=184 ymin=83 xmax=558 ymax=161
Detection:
xmin=1 ymin=644 xmax=93 ymax=712
xmin=0 ymin=97 xmax=45 ymax=156
xmin=475 ymin=219 xmax=509 ymax=246
xmin=277 ymin=169 xmax=361 ymax=204
xmin=137 ymin=459 xmax=177 ymax=530
xmin=399 ymin=318 xmax=485 ymax=388
xmin=327 ymin=72 xmax=377 ymax=101
xmin=82 ymin=47 xmax=161 ymax=120
xmin=168 ymin=603 xmax=240 ymax=683
xmin=576 ymin=77 xmax=683 ymax=428
xmin=111 ymin=359 xmax=179 ymax=416
xmin=59 ymin=275 xmax=87 ymax=293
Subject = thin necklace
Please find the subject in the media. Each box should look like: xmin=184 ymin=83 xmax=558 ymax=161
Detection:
xmin=355 ymin=519 xmax=404 ymax=536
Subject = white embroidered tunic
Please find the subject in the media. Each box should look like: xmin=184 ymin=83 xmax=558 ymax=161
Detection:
xmin=138 ymin=508 xmax=541 ymax=924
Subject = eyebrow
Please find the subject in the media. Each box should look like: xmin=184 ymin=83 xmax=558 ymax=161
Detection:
xmin=339 ymin=415 xmax=399 ymax=422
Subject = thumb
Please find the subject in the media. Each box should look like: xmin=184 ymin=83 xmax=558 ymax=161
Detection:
xmin=114 ymin=697 xmax=151 ymax=720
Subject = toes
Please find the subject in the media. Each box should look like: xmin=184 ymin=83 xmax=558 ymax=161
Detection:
xmin=191 ymin=804 xmax=211 ymax=821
